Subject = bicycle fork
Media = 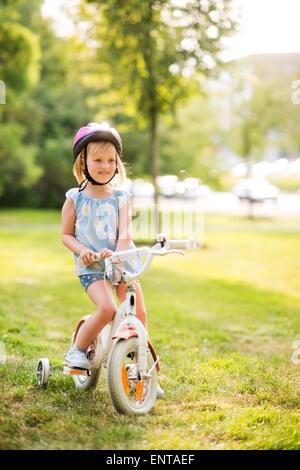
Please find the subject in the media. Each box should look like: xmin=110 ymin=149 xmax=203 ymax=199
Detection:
xmin=112 ymin=283 xmax=149 ymax=380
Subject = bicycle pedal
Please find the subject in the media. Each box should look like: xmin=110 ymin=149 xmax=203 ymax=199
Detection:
xmin=63 ymin=366 xmax=90 ymax=376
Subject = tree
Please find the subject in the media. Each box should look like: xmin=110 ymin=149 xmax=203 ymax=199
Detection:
xmin=0 ymin=0 xmax=99 ymax=207
xmin=0 ymin=0 xmax=42 ymax=201
xmin=78 ymin=0 xmax=238 ymax=229
xmin=219 ymin=54 xmax=300 ymax=168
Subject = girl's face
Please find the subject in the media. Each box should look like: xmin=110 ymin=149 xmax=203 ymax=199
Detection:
xmin=84 ymin=142 xmax=117 ymax=185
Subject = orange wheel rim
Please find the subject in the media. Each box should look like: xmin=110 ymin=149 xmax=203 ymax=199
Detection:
xmin=122 ymin=364 xmax=130 ymax=395
xmin=136 ymin=381 xmax=144 ymax=401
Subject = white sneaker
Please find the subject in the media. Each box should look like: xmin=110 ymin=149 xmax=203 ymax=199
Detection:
xmin=156 ymin=383 xmax=165 ymax=399
xmin=65 ymin=346 xmax=91 ymax=370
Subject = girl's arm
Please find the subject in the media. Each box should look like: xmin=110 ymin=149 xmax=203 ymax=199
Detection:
xmin=115 ymin=198 xmax=132 ymax=252
xmin=61 ymin=198 xmax=97 ymax=265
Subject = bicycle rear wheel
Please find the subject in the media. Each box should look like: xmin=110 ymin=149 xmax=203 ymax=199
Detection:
xmin=71 ymin=334 xmax=101 ymax=391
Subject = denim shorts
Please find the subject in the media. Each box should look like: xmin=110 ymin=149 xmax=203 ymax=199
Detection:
xmin=79 ymin=273 xmax=105 ymax=291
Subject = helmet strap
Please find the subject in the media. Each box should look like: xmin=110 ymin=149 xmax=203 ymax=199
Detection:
xmin=78 ymin=145 xmax=119 ymax=192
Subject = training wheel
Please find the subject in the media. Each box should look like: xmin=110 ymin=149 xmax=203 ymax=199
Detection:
xmin=36 ymin=358 xmax=50 ymax=387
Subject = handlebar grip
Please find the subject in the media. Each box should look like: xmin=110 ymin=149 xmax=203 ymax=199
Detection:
xmin=167 ymin=238 xmax=197 ymax=250
xmin=78 ymin=253 xmax=100 ymax=268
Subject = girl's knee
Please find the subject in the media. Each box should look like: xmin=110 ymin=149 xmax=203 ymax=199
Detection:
xmin=95 ymin=304 xmax=115 ymax=322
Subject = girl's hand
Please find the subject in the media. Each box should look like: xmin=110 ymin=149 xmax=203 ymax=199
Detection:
xmin=79 ymin=247 xmax=99 ymax=266
xmin=99 ymin=248 xmax=115 ymax=260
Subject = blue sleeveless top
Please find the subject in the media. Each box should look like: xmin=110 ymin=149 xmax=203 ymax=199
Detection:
xmin=65 ymin=188 xmax=143 ymax=277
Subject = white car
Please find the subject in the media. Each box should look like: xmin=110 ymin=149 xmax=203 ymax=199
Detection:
xmin=180 ymin=178 xmax=210 ymax=199
xmin=156 ymin=175 xmax=178 ymax=198
xmin=131 ymin=179 xmax=155 ymax=197
xmin=232 ymin=178 xmax=279 ymax=203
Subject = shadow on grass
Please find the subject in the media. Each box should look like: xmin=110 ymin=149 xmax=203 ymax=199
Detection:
xmin=144 ymin=267 xmax=299 ymax=363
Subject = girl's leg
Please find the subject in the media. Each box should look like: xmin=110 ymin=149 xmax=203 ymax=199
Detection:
xmin=115 ymin=281 xmax=147 ymax=330
xmin=75 ymin=280 xmax=117 ymax=351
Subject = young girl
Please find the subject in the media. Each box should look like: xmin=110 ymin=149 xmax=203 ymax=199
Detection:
xmin=61 ymin=122 xmax=164 ymax=397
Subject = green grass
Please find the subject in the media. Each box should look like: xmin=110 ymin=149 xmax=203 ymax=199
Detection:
xmin=0 ymin=209 xmax=299 ymax=450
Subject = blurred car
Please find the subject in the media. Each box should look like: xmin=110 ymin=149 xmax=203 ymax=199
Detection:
xmin=156 ymin=175 xmax=178 ymax=198
xmin=131 ymin=175 xmax=210 ymax=200
xmin=175 ymin=181 xmax=186 ymax=196
xmin=232 ymin=178 xmax=279 ymax=203
xmin=131 ymin=179 xmax=155 ymax=197
xmin=180 ymin=177 xmax=198 ymax=199
xmin=180 ymin=178 xmax=210 ymax=199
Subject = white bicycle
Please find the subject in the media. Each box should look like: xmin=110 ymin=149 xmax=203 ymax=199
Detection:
xmin=36 ymin=233 xmax=197 ymax=415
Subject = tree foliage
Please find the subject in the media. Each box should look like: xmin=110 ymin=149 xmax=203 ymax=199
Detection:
xmin=218 ymin=55 xmax=300 ymax=165
xmin=0 ymin=0 xmax=42 ymax=201
xmin=81 ymin=0 xmax=238 ymax=220
xmin=0 ymin=0 xmax=96 ymax=207
xmin=4 ymin=1 xmax=300 ymax=208
xmin=84 ymin=0 xmax=238 ymax=120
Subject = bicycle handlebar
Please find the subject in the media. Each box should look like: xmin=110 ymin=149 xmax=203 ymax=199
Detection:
xmin=166 ymin=238 xmax=197 ymax=250
xmin=105 ymin=244 xmax=183 ymax=282
xmin=105 ymin=236 xmax=197 ymax=282
xmin=79 ymin=236 xmax=198 ymax=281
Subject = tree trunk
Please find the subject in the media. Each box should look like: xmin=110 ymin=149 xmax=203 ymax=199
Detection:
xmin=144 ymin=1 xmax=160 ymax=235
xmin=150 ymin=107 xmax=160 ymax=234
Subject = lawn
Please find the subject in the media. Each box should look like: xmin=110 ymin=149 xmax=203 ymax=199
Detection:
xmin=0 ymin=209 xmax=299 ymax=450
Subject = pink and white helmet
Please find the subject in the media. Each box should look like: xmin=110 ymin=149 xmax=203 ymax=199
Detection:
xmin=73 ymin=122 xmax=122 ymax=159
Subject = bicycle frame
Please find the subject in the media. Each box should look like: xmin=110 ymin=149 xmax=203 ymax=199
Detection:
xmin=37 ymin=234 xmax=196 ymax=399
xmin=69 ymin=235 xmax=196 ymax=377
xmin=81 ymin=280 xmax=151 ymax=380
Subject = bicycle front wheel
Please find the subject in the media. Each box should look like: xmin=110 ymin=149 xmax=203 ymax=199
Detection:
xmin=107 ymin=337 xmax=157 ymax=415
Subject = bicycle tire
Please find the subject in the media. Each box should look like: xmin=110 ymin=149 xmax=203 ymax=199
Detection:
xmin=107 ymin=337 xmax=157 ymax=414
xmin=71 ymin=326 xmax=101 ymax=391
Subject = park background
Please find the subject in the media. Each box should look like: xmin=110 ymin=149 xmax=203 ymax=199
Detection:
xmin=0 ymin=0 xmax=299 ymax=450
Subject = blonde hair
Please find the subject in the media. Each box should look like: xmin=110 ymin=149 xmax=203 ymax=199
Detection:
xmin=72 ymin=140 xmax=126 ymax=188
